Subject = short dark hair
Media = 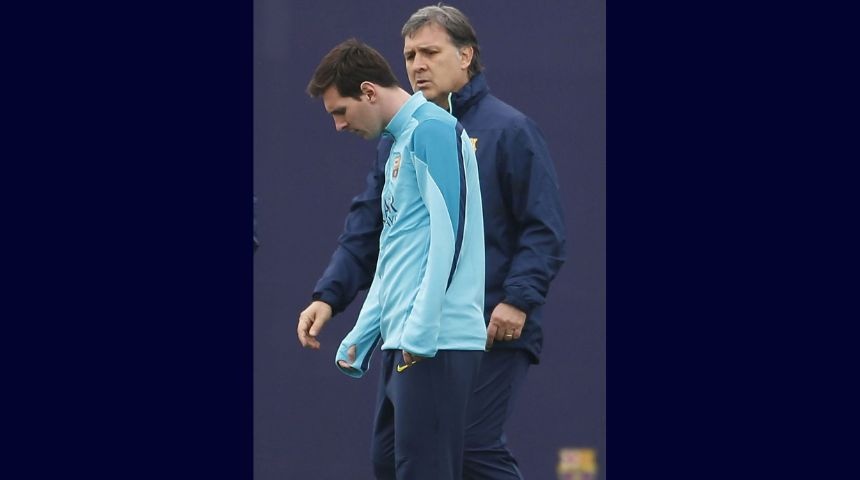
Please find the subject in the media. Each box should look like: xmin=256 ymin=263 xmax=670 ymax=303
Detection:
xmin=401 ymin=4 xmax=483 ymax=78
xmin=306 ymin=39 xmax=400 ymax=99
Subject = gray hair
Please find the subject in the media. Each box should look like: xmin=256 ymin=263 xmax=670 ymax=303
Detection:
xmin=401 ymin=4 xmax=483 ymax=78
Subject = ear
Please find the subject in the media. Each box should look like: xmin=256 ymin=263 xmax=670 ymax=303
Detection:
xmin=360 ymin=81 xmax=376 ymax=102
xmin=459 ymin=45 xmax=474 ymax=71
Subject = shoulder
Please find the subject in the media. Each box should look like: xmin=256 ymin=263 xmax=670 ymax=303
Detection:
xmin=471 ymin=93 xmax=533 ymax=132
xmin=412 ymin=105 xmax=457 ymax=143
xmin=410 ymin=119 xmax=459 ymax=163
xmin=414 ymin=102 xmax=456 ymax=127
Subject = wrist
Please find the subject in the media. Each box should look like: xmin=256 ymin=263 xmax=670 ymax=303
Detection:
xmin=311 ymin=292 xmax=339 ymax=315
xmin=501 ymin=297 xmax=530 ymax=315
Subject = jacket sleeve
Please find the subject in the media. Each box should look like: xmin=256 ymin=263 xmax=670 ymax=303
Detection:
xmin=399 ymin=120 xmax=461 ymax=358
xmin=312 ymin=137 xmax=391 ymax=314
xmin=500 ymin=118 xmax=567 ymax=313
xmin=335 ymin=273 xmax=383 ymax=378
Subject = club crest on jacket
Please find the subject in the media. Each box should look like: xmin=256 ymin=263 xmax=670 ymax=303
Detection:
xmin=392 ymin=153 xmax=401 ymax=179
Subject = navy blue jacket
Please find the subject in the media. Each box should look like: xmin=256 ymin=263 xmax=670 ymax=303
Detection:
xmin=313 ymin=73 xmax=566 ymax=363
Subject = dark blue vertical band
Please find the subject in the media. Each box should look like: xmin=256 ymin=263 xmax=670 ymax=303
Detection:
xmin=360 ymin=335 xmax=382 ymax=372
xmin=447 ymin=124 xmax=468 ymax=290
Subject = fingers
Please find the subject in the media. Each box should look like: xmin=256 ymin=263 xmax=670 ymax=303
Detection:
xmin=503 ymin=329 xmax=521 ymax=341
xmin=485 ymin=323 xmax=498 ymax=349
xmin=308 ymin=302 xmax=332 ymax=337
xmin=401 ymin=350 xmax=422 ymax=369
xmin=337 ymin=345 xmax=358 ymax=371
xmin=337 ymin=360 xmax=358 ymax=372
xmin=486 ymin=302 xmax=527 ymax=348
xmin=297 ymin=301 xmax=331 ymax=349
xmin=297 ymin=312 xmax=320 ymax=349
xmin=402 ymin=350 xmax=422 ymax=365
xmin=487 ymin=323 xmax=523 ymax=349
xmin=495 ymin=325 xmax=508 ymax=341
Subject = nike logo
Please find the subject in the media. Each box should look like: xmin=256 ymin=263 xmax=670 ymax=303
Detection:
xmin=396 ymin=362 xmax=416 ymax=373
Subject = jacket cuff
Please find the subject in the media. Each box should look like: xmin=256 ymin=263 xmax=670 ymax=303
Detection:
xmin=400 ymin=338 xmax=438 ymax=359
xmin=312 ymin=291 xmax=343 ymax=315
xmin=335 ymin=337 xmax=367 ymax=379
xmin=502 ymin=286 xmax=538 ymax=314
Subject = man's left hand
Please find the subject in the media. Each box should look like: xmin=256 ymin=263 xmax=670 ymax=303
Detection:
xmin=402 ymin=350 xmax=424 ymax=366
xmin=486 ymin=302 xmax=526 ymax=349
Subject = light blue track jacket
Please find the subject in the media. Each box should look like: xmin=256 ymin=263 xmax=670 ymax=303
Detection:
xmin=335 ymin=92 xmax=486 ymax=378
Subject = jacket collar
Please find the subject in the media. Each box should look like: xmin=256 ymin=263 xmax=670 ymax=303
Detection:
xmin=450 ymin=72 xmax=490 ymax=118
xmin=384 ymin=91 xmax=427 ymax=140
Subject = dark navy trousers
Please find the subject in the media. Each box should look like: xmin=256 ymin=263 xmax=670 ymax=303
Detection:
xmin=462 ymin=349 xmax=531 ymax=479
xmin=371 ymin=349 xmax=482 ymax=480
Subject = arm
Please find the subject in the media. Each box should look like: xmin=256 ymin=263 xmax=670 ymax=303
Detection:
xmin=297 ymin=138 xmax=390 ymax=350
xmin=400 ymin=120 xmax=462 ymax=358
xmin=312 ymin=137 xmax=392 ymax=314
xmin=334 ymin=273 xmax=383 ymax=378
xmin=500 ymin=118 xmax=567 ymax=314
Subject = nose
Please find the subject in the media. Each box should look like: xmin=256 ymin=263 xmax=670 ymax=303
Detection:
xmin=412 ymin=54 xmax=428 ymax=73
xmin=334 ymin=118 xmax=347 ymax=132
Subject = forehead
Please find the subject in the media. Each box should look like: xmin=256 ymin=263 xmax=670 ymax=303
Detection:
xmin=321 ymin=85 xmax=356 ymax=113
xmin=404 ymin=22 xmax=454 ymax=50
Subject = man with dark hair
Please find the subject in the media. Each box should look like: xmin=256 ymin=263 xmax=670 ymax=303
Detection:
xmin=300 ymin=38 xmax=488 ymax=480
xmin=298 ymin=4 xmax=567 ymax=478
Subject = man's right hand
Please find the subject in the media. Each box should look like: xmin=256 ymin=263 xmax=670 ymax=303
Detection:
xmin=297 ymin=300 xmax=333 ymax=349
xmin=337 ymin=345 xmax=357 ymax=371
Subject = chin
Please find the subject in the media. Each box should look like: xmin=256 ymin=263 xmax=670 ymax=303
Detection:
xmin=417 ymin=87 xmax=434 ymax=98
xmin=424 ymin=91 xmax=443 ymax=104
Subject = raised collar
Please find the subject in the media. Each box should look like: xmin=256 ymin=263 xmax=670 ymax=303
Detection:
xmin=450 ymin=72 xmax=490 ymax=117
xmin=384 ymin=91 xmax=427 ymax=140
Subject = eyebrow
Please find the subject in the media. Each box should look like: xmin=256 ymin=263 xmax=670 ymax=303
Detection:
xmin=404 ymin=45 xmax=440 ymax=55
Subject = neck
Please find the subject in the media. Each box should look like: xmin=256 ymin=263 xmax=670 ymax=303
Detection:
xmin=433 ymin=76 xmax=470 ymax=111
xmin=380 ymin=87 xmax=412 ymax=125
xmin=432 ymin=93 xmax=451 ymax=111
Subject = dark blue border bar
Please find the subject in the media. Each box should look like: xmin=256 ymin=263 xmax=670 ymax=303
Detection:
xmin=7 ymin=2 xmax=252 ymax=478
